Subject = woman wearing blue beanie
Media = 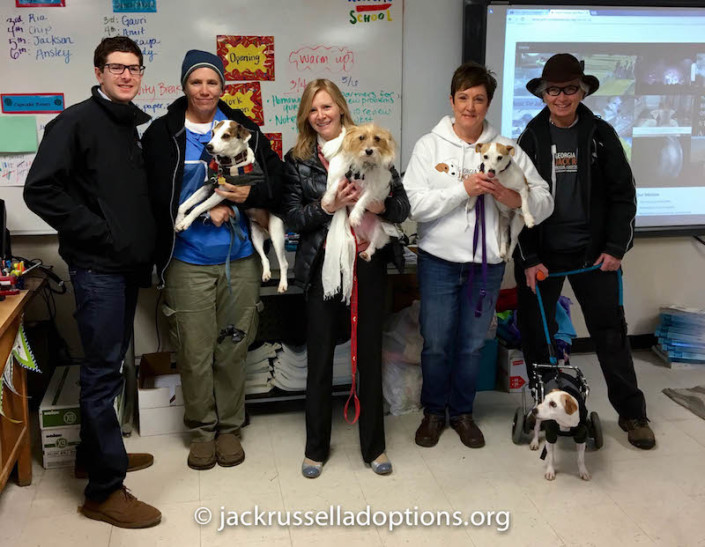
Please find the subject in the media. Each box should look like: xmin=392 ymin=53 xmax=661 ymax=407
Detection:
xmin=143 ymin=49 xmax=284 ymax=470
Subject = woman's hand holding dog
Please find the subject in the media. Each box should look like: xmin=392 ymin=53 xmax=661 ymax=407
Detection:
xmin=321 ymin=179 xmax=360 ymax=213
xmin=214 ymin=182 xmax=251 ymax=203
xmin=463 ymin=173 xmax=522 ymax=209
xmin=209 ymin=204 xmax=235 ymax=227
xmin=466 ymin=172 xmax=522 ymax=209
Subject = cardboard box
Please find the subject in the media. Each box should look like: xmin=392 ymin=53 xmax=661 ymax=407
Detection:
xmin=497 ymin=344 xmax=529 ymax=392
xmin=41 ymin=426 xmax=80 ymax=469
xmin=39 ymin=365 xmax=81 ymax=429
xmin=138 ymin=352 xmax=188 ymax=436
xmin=39 ymin=365 xmax=124 ymax=429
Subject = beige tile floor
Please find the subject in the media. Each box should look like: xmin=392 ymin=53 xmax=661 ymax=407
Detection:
xmin=2 ymin=349 xmax=705 ymax=546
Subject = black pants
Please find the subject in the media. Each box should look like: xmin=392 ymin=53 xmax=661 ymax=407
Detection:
xmin=514 ymin=253 xmax=647 ymax=420
xmin=70 ymin=268 xmax=137 ymax=501
xmin=305 ymin=254 xmax=386 ymax=463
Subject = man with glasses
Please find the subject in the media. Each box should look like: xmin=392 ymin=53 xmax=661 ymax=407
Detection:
xmin=514 ymin=53 xmax=655 ymax=450
xmin=24 ymin=36 xmax=161 ymax=527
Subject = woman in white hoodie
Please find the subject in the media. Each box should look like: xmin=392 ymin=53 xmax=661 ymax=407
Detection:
xmin=404 ymin=62 xmax=553 ymax=449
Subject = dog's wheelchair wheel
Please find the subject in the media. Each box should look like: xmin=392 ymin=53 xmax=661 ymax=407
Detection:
xmin=588 ymin=411 xmax=604 ymax=450
xmin=512 ymin=407 xmax=526 ymax=445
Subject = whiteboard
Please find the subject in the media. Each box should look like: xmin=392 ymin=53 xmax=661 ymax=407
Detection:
xmin=0 ymin=0 xmax=403 ymax=234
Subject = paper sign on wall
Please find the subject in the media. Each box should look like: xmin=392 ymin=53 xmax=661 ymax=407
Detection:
xmin=217 ymin=36 xmax=275 ymax=82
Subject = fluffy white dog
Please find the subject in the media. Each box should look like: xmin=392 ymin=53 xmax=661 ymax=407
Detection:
xmin=320 ymin=123 xmax=399 ymax=301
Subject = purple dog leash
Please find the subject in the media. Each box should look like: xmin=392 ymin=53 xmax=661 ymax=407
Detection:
xmin=468 ymin=194 xmax=488 ymax=317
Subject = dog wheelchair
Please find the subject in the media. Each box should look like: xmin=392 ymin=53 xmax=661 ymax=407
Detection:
xmin=511 ymin=265 xmax=605 ymax=449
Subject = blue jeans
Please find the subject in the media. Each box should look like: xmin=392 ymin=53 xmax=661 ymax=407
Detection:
xmin=70 ymin=268 xmax=138 ymax=501
xmin=417 ymin=250 xmax=504 ymax=417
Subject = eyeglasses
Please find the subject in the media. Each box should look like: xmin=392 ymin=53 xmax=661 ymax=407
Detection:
xmin=545 ymin=85 xmax=580 ymax=96
xmin=103 ymin=63 xmax=146 ymax=76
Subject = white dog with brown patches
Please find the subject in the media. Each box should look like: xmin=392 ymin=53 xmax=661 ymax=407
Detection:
xmin=319 ymin=123 xmax=399 ymax=301
xmin=475 ymin=142 xmax=535 ymax=260
xmin=175 ymin=120 xmax=288 ymax=293
xmin=531 ymin=390 xmax=590 ymax=481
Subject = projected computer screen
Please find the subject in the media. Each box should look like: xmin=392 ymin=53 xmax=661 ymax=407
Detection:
xmin=485 ymin=6 xmax=705 ymax=232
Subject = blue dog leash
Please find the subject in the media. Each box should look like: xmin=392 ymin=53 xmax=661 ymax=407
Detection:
xmin=535 ymin=264 xmax=624 ymax=365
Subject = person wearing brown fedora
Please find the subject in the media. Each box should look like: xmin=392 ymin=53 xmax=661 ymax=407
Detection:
xmin=514 ymin=53 xmax=655 ymax=450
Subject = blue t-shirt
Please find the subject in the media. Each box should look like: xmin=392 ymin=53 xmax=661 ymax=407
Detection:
xmin=173 ymin=109 xmax=254 ymax=265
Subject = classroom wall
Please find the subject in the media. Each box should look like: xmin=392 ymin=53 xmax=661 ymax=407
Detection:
xmin=11 ymin=0 xmax=705 ymax=359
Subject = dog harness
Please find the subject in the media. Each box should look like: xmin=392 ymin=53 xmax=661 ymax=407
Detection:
xmin=539 ymin=373 xmax=589 ymax=459
xmin=208 ymin=152 xmax=254 ymax=187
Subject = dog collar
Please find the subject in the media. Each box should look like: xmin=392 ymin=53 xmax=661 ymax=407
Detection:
xmin=479 ymin=159 xmax=513 ymax=175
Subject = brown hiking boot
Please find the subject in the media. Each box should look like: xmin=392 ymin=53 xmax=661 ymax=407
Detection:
xmin=450 ymin=414 xmax=485 ymax=448
xmin=80 ymin=486 xmax=161 ymax=528
xmin=75 ymin=453 xmax=154 ymax=479
xmin=188 ymin=440 xmax=216 ymax=470
xmin=215 ymin=433 xmax=245 ymax=467
xmin=618 ymin=417 xmax=655 ymax=450
xmin=415 ymin=413 xmax=446 ymax=447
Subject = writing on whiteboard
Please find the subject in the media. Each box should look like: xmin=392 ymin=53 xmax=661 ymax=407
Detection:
xmin=267 ymin=88 xmax=397 ymax=130
xmin=6 ymin=13 xmax=73 ymax=63
xmin=102 ymin=14 xmax=160 ymax=62
xmin=288 ymin=46 xmax=354 ymax=73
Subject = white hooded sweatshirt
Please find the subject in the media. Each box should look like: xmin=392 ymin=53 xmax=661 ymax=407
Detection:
xmin=404 ymin=116 xmax=553 ymax=264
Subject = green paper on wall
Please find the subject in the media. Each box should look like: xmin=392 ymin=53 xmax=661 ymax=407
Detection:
xmin=0 ymin=116 xmax=38 ymax=153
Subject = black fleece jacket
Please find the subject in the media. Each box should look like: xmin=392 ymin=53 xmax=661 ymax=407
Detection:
xmin=24 ymin=86 xmax=155 ymax=281
xmin=516 ymin=103 xmax=636 ymax=268
xmin=142 ymin=97 xmax=284 ymax=286
xmin=282 ymin=147 xmax=410 ymax=292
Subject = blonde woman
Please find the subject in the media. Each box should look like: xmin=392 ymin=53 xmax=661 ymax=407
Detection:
xmin=282 ymin=79 xmax=409 ymax=478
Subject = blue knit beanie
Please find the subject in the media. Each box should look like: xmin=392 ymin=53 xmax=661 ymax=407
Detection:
xmin=180 ymin=49 xmax=225 ymax=88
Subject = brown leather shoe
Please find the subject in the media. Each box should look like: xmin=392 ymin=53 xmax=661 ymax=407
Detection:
xmin=415 ymin=413 xmax=446 ymax=447
xmin=450 ymin=414 xmax=485 ymax=448
xmin=75 ymin=453 xmax=154 ymax=479
xmin=215 ymin=433 xmax=245 ymax=467
xmin=188 ymin=440 xmax=216 ymax=470
xmin=618 ymin=417 xmax=656 ymax=450
xmin=80 ymin=486 xmax=161 ymax=528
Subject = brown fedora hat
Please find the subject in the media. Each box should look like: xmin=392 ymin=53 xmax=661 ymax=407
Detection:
xmin=526 ymin=53 xmax=600 ymax=98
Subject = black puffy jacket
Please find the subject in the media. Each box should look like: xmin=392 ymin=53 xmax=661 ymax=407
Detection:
xmin=282 ymin=146 xmax=410 ymax=292
xmin=24 ymin=86 xmax=155 ymax=281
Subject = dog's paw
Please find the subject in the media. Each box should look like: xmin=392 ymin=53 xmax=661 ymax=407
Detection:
xmin=529 ymin=439 xmax=540 ymax=451
xmin=349 ymin=210 xmax=363 ymax=228
xmin=545 ymin=468 xmax=556 ymax=481
xmin=579 ymin=467 xmax=591 ymax=481
xmin=262 ymin=269 xmax=272 ymax=283
xmin=321 ymin=192 xmax=335 ymax=211
xmin=174 ymin=219 xmax=190 ymax=232
xmin=359 ymin=250 xmax=372 ymax=262
xmin=524 ymin=214 xmax=535 ymax=228
xmin=277 ymin=279 xmax=288 ymax=293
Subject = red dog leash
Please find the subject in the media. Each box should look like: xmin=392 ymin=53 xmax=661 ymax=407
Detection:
xmin=344 ymin=226 xmax=361 ymax=425
xmin=317 ymin=145 xmax=361 ymax=424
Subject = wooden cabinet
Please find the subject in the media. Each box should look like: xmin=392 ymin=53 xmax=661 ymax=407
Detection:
xmin=0 ymin=291 xmax=33 ymax=491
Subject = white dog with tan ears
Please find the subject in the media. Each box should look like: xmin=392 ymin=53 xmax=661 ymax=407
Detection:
xmin=531 ymin=389 xmax=591 ymax=481
xmin=175 ymin=119 xmax=288 ymax=293
xmin=319 ymin=123 xmax=400 ymax=302
xmin=475 ymin=142 xmax=535 ymax=260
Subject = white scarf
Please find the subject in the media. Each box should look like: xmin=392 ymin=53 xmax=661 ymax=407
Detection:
xmin=320 ymin=128 xmax=356 ymax=303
